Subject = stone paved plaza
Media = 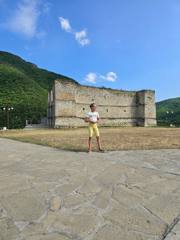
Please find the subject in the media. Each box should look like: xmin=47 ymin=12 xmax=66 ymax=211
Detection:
xmin=0 ymin=138 xmax=180 ymax=240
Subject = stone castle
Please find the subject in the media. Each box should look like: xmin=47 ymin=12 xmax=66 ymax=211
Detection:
xmin=47 ymin=79 xmax=157 ymax=128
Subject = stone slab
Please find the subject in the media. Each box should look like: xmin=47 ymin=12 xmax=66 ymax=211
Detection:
xmin=0 ymin=138 xmax=180 ymax=240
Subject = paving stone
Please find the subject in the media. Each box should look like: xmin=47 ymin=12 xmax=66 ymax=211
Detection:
xmin=22 ymin=233 xmax=70 ymax=240
xmin=103 ymin=203 xmax=167 ymax=235
xmin=20 ymin=211 xmax=57 ymax=237
xmin=0 ymin=138 xmax=180 ymax=240
xmin=162 ymin=220 xmax=180 ymax=240
xmin=50 ymin=196 xmax=61 ymax=211
xmin=92 ymin=189 xmax=112 ymax=209
xmin=77 ymin=179 xmax=101 ymax=195
xmin=144 ymin=194 xmax=180 ymax=225
xmin=52 ymin=211 xmax=100 ymax=238
xmin=1 ymin=189 xmax=47 ymax=222
xmin=63 ymin=192 xmax=91 ymax=208
xmin=0 ymin=218 xmax=19 ymax=240
xmin=92 ymin=224 xmax=157 ymax=240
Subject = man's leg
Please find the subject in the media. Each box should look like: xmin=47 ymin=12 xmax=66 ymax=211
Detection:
xmin=88 ymin=125 xmax=93 ymax=152
xmin=94 ymin=125 xmax=103 ymax=151
xmin=96 ymin=136 xmax=103 ymax=150
xmin=88 ymin=137 xmax=92 ymax=152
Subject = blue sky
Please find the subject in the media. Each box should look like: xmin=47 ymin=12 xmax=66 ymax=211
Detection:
xmin=0 ymin=0 xmax=180 ymax=101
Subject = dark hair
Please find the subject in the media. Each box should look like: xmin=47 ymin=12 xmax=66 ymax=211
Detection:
xmin=90 ymin=103 xmax=96 ymax=108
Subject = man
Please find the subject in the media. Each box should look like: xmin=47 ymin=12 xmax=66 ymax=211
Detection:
xmin=84 ymin=103 xmax=103 ymax=153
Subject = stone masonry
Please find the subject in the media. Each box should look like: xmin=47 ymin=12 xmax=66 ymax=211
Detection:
xmin=47 ymin=80 xmax=157 ymax=128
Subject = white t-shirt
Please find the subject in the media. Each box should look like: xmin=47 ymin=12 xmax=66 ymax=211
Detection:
xmin=86 ymin=111 xmax=100 ymax=123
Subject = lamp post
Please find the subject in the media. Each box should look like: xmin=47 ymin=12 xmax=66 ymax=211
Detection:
xmin=2 ymin=106 xmax=14 ymax=129
xmin=166 ymin=110 xmax=174 ymax=126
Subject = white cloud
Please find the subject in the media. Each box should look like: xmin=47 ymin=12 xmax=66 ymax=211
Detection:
xmin=59 ymin=17 xmax=72 ymax=33
xmin=100 ymin=72 xmax=118 ymax=82
xmin=85 ymin=71 xmax=118 ymax=84
xmin=3 ymin=0 xmax=50 ymax=39
xmin=75 ymin=30 xmax=90 ymax=46
xmin=59 ymin=16 xmax=90 ymax=46
xmin=6 ymin=0 xmax=39 ymax=38
xmin=85 ymin=72 xmax=97 ymax=84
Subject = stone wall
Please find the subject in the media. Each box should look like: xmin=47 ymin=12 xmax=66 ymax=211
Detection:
xmin=47 ymin=79 xmax=157 ymax=127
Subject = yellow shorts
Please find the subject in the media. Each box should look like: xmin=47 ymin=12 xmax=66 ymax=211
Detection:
xmin=88 ymin=123 xmax=100 ymax=138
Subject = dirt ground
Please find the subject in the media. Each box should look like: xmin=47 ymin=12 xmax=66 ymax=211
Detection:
xmin=0 ymin=127 xmax=180 ymax=152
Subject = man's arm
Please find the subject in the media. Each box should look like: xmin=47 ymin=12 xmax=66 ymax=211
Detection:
xmin=84 ymin=117 xmax=90 ymax=122
xmin=97 ymin=113 xmax=100 ymax=123
xmin=84 ymin=117 xmax=97 ymax=124
xmin=84 ymin=118 xmax=96 ymax=123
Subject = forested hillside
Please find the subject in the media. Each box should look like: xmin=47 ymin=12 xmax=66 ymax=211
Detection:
xmin=156 ymin=97 xmax=180 ymax=126
xmin=0 ymin=51 xmax=77 ymax=128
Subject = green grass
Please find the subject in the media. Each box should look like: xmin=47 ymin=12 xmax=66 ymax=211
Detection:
xmin=1 ymin=127 xmax=180 ymax=152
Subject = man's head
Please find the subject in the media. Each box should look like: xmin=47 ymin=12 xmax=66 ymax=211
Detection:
xmin=90 ymin=103 xmax=96 ymax=112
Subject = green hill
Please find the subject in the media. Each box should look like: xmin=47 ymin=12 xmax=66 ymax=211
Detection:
xmin=156 ymin=97 xmax=180 ymax=126
xmin=0 ymin=51 xmax=78 ymax=128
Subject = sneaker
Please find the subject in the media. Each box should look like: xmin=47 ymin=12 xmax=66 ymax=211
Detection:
xmin=99 ymin=148 xmax=105 ymax=152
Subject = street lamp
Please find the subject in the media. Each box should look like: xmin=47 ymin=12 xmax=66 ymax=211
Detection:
xmin=2 ymin=106 xmax=14 ymax=129
xmin=166 ymin=110 xmax=174 ymax=126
